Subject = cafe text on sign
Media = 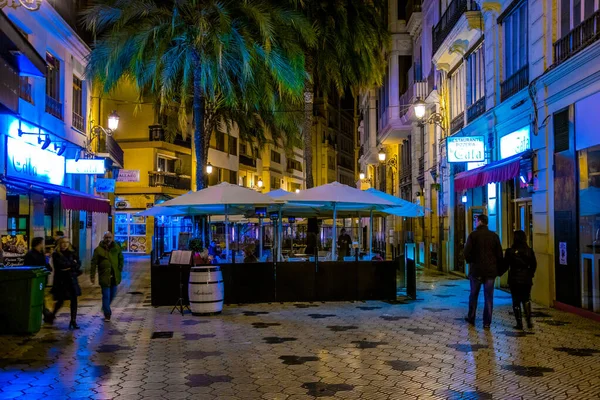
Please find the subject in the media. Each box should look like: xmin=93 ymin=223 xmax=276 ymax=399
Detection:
xmin=447 ymin=136 xmax=485 ymax=163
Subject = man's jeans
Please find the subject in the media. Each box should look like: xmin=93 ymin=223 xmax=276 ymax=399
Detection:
xmin=101 ymin=285 xmax=118 ymax=317
xmin=467 ymin=276 xmax=495 ymax=326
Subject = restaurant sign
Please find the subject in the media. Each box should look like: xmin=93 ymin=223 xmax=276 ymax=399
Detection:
xmin=117 ymin=169 xmax=140 ymax=182
xmin=500 ymin=126 xmax=530 ymax=159
xmin=447 ymin=136 xmax=485 ymax=163
xmin=66 ymin=159 xmax=106 ymax=174
xmin=96 ymin=178 xmax=116 ymax=193
xmin=6 ymin=136 xmax=65 ymax=185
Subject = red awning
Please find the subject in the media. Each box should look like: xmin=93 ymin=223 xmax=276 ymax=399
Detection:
xmin=454 ymin=153 xmax=529 ymax=192
xmin=61 ymin=194 xmax=111 ymax=214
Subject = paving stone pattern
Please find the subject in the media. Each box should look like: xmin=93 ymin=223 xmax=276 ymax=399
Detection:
xmin=0 ymin=255 xmax=599 ymax=399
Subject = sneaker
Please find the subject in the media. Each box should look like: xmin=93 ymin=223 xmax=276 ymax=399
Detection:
xmin=464 ymin=317 xmax=475 ymax=326
xmin=483 ymin=324 xmax=491 ymax=330
xmin=104 ymin=314 xmax=111 ymax=322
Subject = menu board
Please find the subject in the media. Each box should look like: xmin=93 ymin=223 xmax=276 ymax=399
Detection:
xmin=169 ymin=250 xmax=192 ymax=265
xmin=2 ymin=234 xmax=28 ymax=266
xmin=115 ymin=212 xmax=147 ymax=253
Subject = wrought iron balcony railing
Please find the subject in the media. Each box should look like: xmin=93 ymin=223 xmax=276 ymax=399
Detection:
xmin=239 ymin=154 xmax=257 ymax=168
xmin=149 ymin=171 xmax=191 ymax=191
xmin=500 ymin=65 xmax=529 ymax=102
xmin=450 ymin=112 xmax=465 ymax=134
xmin=72 ymin=111 xmax=85 ymax=132
xmin=553 ymin=10 xmax=600 ymax=66
xmin=466 ymin=97 xmax=486 ymax=123
xmin=432 ymin=0 xmax=480 ymax=55
xmin=97 ymin=133 xmax=124 ymax=169
xmin=45 ymin=95 xmax=63 ymax=120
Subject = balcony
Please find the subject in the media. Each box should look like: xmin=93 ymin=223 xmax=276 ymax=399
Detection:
xmin=239 ymin=154 xmax=257 ymax=168
xmin=432 ymin=0 xmax=480 ymax=55
xmin=149 ymin=171 xmax=191 ymax=191
xmin=19 ymin=77 xmax=32 ymax=104
xmin=450 ymin=112 xmax=465 ymax=134
xmin=97 ymin=133 xmax=125 ymax=168
xmin=466 ymin=97 xmax=486 ymax=123
xmin=0 ymin=56 xmax=19 ymax=113
xmin=500 ymin=65 xmax=529 ymax=102
xmin=149 ymin=124 xmax=191 ymax=148
xmin=553 ymin=10 xmax=600 ymax=67
xmin=406 ymin=0 xmax=423 ymax=36
xmin=72 ymin=111 xmax=85 ymax=132
xmin=45 ymin=95 xmax=63 ymax=120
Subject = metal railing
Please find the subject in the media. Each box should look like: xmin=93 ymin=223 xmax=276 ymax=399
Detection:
xmin=98 ymin=133 xmax=125 ymax=168
xmin=500 ymin=65 xmax=529 ymax=102
xmin=406 ymin=0 xmax=422 ymax=24
xmin=450 ymin=112 xmax=465 ymax=133
xmin=72 ymin=111 xmax=85 ymax=132
xmin=466 ymin=97 xmax=486 ymax=123
xmin=45 ymin=95 xmax=63 ymax=120
xmin=553 ymin=10 xmax=600 ymax=66
xmin=239 ymin=154 xmax=256 ymax=168
xmin=19 ymin=78 xmax=32 ymax=104
xmin=148 ymin=171 xmax=192 ymax=191
xmin=418 ymin=156 xmax=425 ymax=179
xmin=432 ymin=0 xmax=480 ymax=55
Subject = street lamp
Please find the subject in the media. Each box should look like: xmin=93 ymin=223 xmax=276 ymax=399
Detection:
xmin=107 ymin=110 xmax=120 ymax=132
xmin=413 ymin=99 xmax=445 ymax=134
xmin=413 ymin=99 xmax=427 ymax=120
xmin=378 ymin=151 xmax=386 ymax=162
xmin=295 ymin=188 xmax=300 ymax=193
xmin=257 ymin=178 xmax=263 ymax=188
xmin=206 ymin=163 xmax=213 ymax=175
xmin=359 ymin=172 xmax=365 ymax=180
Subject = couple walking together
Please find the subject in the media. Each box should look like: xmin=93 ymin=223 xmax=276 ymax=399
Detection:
xmin=464 ymin=214 xmax=537 ymax=330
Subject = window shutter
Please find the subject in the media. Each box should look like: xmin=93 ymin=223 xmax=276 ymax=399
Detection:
xmin=553 ymin=109 xmax=570 ymax=153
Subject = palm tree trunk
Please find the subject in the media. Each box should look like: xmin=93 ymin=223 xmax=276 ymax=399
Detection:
xmin=193 ymin=64 xmax=205 ymax=191
xmin=303 ymin=86 xmax=314 ymax=189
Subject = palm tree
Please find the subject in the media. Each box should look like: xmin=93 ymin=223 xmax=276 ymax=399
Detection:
xmin=299 ymin=0 xmax=389 ymax=188
xmin=83 ymin=0 xmax=315 ymax=190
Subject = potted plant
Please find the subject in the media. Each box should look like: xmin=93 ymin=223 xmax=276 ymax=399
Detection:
xmin=189 ymin=238 xmax=207 ymax=265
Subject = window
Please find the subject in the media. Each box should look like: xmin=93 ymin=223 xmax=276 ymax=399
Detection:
xmin=271 ymin=150 xmax=281 ymax=164
xmin=561 ymin=0 xmax=599 ymax=37
xmin=72 ymin=76 xmax=84 ymax=132
xmin=503 ymin=1 xmax=528 ymax=79
xmin=449 ymin=63 xmax=466 ymax=119
xmin=240 ymin=141 xmax=250 ymax=156
xmin=467 ymin=45 xmax=485 ymax=105
xmin=215 ymin=132 xmax=225 ymax=151
xmin=157 ymin=155 xmax=176 ymax=173
xmin=45 ymin=53 xmax=62 ymax=119
xmin=228 ymin=135 xmax=237 ymax=156
xmin=287 ymin=158 xmax=303 ymax=172
xmin=288 ymin=182 xmax=301 ymax=192
xmin=18 ymin=31 xmax=33 ymax=104
xmin=270 ymin=176 xmax=281 ymax=190
xmin=114 ymin=213 xmax=147 ymax=253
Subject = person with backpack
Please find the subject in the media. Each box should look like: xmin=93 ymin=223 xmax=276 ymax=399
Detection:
xmin=502 ymin=230 xmax=537 ymax=329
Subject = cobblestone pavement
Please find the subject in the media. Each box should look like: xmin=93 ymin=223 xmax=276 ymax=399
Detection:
xmin=1 ymin=256 xmax=599 ymax=400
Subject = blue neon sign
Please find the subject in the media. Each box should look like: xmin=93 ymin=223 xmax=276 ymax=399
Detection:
xmin=6 ymin=137 xmax=65 ymax=185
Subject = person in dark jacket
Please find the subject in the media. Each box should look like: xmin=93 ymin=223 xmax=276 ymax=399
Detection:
xmin=502 ymin=230 xmax=537 ymax=329
xmin=90 ymin=232 xmax=124 ymax=322
xmin=463 ymin=214 xmax=503 ymax=329
xmin=24 ymin=237 xmax=53 ymax=322
xmin=50 ymin=238 xmax=82 ymax=329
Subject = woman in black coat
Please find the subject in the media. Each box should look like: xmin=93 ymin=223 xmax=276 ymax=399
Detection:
xmin=504 ymin=230 xmax=537 ymax=330
xmin=51 ymin=238 xmax=82 ymax=329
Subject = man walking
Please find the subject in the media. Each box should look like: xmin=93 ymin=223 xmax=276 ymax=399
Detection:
xmin=463 ymin=214 xmax=503 ymax=329
xmin=91 ymin=232 xmax=124 ymax=321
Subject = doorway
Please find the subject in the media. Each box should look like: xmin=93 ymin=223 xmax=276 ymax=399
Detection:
xmin=513 ymin=199 xmax=533 ymax=247
xmin=454 ymin=192 xmax=466 ymax=273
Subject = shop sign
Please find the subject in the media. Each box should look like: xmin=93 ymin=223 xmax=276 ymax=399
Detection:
xmin=500 ymin=126 xmax=530 ymax=159
xmin=115 ymin=200 xmax=130 ymax=209
xmin=6 ymin=137 xmax=65 ymax=185
xmin=96 ymin=178 xmax=116 ymax=193
xmin=1 ymin=234 xmax=28 ymax=266
xmin=447 ymin=136 xmax=485 ymax=163
xmin=66 ymin=159 xmax=106 ymax=174
xmin=117 ymin=169 xmax=140 ymax=182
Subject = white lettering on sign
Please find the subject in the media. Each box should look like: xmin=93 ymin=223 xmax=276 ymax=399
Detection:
xmin=6 ymin=137 xmax=65 ymax=185
xmin=66 ymin=159 xmax=106 ymax=174
xmin=500 ymin=126 xmax=531 ymax=159
xmin=447 ymin=136 xmax=485 ymax=163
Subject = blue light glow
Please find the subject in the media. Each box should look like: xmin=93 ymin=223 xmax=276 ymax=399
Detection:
xmin=6 ymin=137 xmax=65 ymax=185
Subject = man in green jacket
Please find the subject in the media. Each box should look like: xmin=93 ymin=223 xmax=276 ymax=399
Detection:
xmin=91 ymin=231 xmax=124 ymax=321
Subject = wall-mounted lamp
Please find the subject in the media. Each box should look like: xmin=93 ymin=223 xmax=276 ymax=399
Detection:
xmin=359 ymin=172 xmax=365 ymax=180
xmin=461 ymin=195 xmax=468 ymax=204
xmin=257 ymin=178 xmax=263 ymax=188
xmin=206 ymin=163 xmax=213 ymax=174
xmin=378 ymin=151 xmax=386 ymax=162
xmin=295 ymin=188 xmax=300 ymax=193
xmin=38 ymin=134 xmax=51 ymax=150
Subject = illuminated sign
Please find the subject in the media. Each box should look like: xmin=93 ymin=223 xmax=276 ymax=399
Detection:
xmin=6 ymin=137 xmax=65 ymax=185
xmin=500 ymin=126 xmax=530 ymax=159
xmin=467 ymin=161 xmax=486 ymax=170
xmin=96 ymin=178 xmax=115 ymax=193
xmin=66 ymin=159 xmax=106 ymax=174
xmin=117 ymin=169 xmax=140 ymax=182
xmin=447 ymin=136 xmax=485 ymax=163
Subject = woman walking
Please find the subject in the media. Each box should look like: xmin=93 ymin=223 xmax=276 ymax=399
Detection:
xmin=504 ymin=230 xmax=537 ymax=330
xmin=51 ymin=238 xmax=82 ymax=329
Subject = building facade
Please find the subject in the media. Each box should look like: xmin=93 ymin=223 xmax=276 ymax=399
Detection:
xmin=0 ymin=3 xmax=114 ymax=266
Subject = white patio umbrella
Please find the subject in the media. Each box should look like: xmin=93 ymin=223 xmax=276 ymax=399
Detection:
xmin=151 ymin=182 xmax=276 ymax=260
xmin=278 ymin=182 xmax=397 ymax=260
xmin=364 ymin=188 xmax=426 ymax=217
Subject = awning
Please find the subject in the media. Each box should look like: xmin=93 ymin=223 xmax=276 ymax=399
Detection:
xmin=0 ymin=11 xmax=46 ymax=77
xmin=454 ymin=151 xmax=531 ymax=192
xmin=61 ymin=193 xmax=111 ymax=214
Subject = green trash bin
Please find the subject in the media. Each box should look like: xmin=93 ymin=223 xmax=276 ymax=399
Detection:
xmin=0 ymin=267 xmax=49 ymax=334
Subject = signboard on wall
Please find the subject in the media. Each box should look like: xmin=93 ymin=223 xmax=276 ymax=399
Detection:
xmin=96 ymin=178 xmax=116 ymax=193
xmin=6 ymin=137 xmax=65 ymax=185
xmin=447 ymin=136 xmax=485 ymax=163
xmin=66 ymin=159 xmax=106 ymax=174
xmin=500 ymin=126 xmax=530 ymax=159
xmin=1 ymin=234 xmax=28 ymax=266
xmin=117 ymin=169 xmax=140 ymax=182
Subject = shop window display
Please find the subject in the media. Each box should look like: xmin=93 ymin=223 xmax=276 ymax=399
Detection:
xmin=115 ymin=213 xmax=147 ymax=253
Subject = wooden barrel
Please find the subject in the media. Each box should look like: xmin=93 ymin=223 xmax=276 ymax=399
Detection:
xmin=188 ymin=266 xmax=224 ymax=315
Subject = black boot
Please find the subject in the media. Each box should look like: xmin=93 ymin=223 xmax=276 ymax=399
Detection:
xmin=512 ymin=306 xmax=523 ymax=330
xmin=69 ymin=319 xmax=80 ymax=329
xmin=43 ymin=308 xmax=55 ymax=324
xmin=524 ymin=301 xmax=533 ymax=329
